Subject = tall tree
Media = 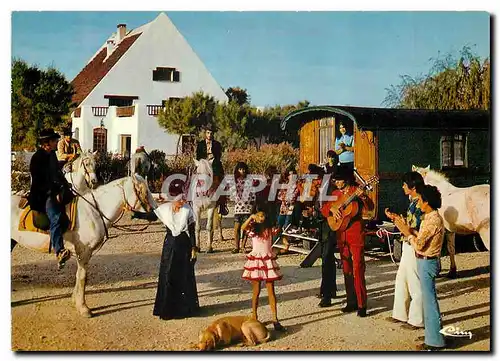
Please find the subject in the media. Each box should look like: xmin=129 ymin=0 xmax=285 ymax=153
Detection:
xmin=225 ymin=86 xmax=250 ymax=106
xmin=214 ymin=101 xmax=250 ymax=150
xmin=383 ymin=46 xmax=490 ymax=110
xmin=157 ymin=91 xmax=217 ymax=153
xmin=11 ymin=59 xmax=75 ymax=150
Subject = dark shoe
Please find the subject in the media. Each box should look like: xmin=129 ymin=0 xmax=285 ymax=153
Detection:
xmin=446 ymin=267 xmax=457 ymax=279
xmin=385 ymin=316 xmax=404 ymax=324
xmin=57 ymin=249 xmax=71 ymax=269
xmin=357 ymin=307 xmax=367 ymax=317
xmin=231 ymin=248 xmax=239 ymax=254
xmin=318 ymin=298 xmax=332 ymax=308
xmin=273 ymin=322 xmax=287 ymax=332
xmin=341 ymin=304 xmax=357 ymax=313
xmin=401 ymin=323 xmax=423 ymax=330
xmin=416 ymin=343 xmax=445 ymax=351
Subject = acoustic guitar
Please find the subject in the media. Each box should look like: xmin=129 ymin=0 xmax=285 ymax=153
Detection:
xmin=325 ymin=176 xmax=379 ymax=232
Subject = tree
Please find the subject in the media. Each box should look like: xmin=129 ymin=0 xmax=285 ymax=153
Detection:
xmin=11 ymin=58 xmax=75 ymax=150
xmin=225 ymin=86 xmax=250 ymax=106
xmin=383 ymin=46 xmax=490 ymax=110
xmin=157 ymin=91 xmax=217 ymax=154
xmin=214 ymin=101 xmax=250 ymax=150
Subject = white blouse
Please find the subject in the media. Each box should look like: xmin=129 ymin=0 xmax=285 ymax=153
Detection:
xmin=154 ymin=202 xmax=196 ymax=237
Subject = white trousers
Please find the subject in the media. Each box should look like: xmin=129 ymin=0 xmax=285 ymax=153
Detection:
xmin=392 ymin=241 xmax=424 ymax=327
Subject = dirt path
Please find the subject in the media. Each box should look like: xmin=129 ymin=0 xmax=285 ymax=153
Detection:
xmin=11 ymin=217 xmax=490 ymax=351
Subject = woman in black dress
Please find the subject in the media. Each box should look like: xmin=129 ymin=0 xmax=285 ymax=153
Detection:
xmin=153 ymin=180 xmax=199 ymax=320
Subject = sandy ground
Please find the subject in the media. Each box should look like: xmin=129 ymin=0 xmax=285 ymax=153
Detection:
xmin=11 ymin=215 xmax=490 ymax=351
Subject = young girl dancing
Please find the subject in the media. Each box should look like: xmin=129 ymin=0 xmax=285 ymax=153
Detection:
xmin=241 ymin=206 xmax=286 ymax=332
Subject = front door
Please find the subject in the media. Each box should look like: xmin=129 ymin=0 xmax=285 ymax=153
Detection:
xmin=120 ymin=135 xmax=131 ymax=158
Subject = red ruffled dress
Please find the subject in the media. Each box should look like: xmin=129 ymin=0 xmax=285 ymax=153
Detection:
xmin=242 ymin=227 xmax=282 ymax=281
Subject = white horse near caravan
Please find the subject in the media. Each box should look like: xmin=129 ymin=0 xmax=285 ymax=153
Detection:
xmin=190 ymin=159 xmax=224 ymax=253
xmin=413 ymin=165 xmax=490 ymax=257
xmin=11 ymin=175 xmax=155 ymax=317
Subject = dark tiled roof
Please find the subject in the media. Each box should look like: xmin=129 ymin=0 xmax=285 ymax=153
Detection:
xmin=281 ymin=105 xmax=490 ymax=131
xmin=71 ymin=33 xmax=142 ymax=105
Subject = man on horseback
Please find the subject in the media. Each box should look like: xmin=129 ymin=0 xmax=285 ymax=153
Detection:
xmin=196 ymin=124 xmax=227 ymax=214
xmin=28 ymin=128 xmax=72 ymax=269
xmin=57 ymin=127 xmax=82 ymax=173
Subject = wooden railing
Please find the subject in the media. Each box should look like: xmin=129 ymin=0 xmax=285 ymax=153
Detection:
xmin=147 ymin=104 xmax=164 ymax=116
xmin=73 ymin=108 xmax=81 ymax=118
xmin=92 ymin=106 xmax=109 ymax=117
xmin=116 ymin=105 xmax=135 ymax=117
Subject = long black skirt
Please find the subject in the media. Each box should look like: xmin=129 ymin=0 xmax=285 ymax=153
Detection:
xmin=153 ymin=230 xmax=200 ymax=320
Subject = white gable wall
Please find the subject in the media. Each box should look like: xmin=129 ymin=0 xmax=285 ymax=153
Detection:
xmin=80 ymin=13 xmax=228 ymax=107
xmin=73 ymin=13 xmax=227 ymax=155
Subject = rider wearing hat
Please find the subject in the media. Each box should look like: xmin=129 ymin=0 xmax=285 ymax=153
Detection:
xmin=57 ymin=127 xmax=82 ymax=173
xmin=28 ymin=128 xmax=72 ymax=268
xmin=196 ymin=124 xmax=227 ymax=215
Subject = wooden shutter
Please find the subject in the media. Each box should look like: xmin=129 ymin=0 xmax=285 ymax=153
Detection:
xmin=354 ymin=126 xmax=378 ymax=219
xmin=299 ymin=120 xmax=318 ymax=174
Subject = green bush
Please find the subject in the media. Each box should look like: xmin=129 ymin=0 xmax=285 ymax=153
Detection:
xmin=222 ymin=143 xmax=298 ymax=175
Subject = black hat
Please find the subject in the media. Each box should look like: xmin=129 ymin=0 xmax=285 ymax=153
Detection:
xmin=202 ymin=124 xmax=216 ymax=132
xmin=168 ymin=179 xmax=185 ymax=197
xmin=38 ymin=128 xmax=61 ymax=141
xmin=62 ymin=127 xmax=73 ymax=136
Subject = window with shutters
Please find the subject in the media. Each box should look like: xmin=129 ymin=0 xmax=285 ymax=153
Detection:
xmin=153 ymin=67 xmax=181 ymax=82
xmin=441 ymin=134 xmax=467 ymax=168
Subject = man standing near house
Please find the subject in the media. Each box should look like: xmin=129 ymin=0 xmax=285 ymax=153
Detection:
xmin=385 ymin=172 xmax=425 ymax=330
xmin=57 ymin=127 xmax=82 ymax=173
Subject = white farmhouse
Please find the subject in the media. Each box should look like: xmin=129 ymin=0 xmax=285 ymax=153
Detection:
xmin=70 ymin=12 xmax=227 ymax=156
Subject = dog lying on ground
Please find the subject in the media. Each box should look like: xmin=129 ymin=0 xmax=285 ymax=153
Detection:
xmin=198 ymin=315 xmax=271 ymax=351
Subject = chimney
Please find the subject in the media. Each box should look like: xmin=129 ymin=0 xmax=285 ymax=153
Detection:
xmin=106 ymin=40 xmax=114 ymax=58
xmin=117 ymin=24 xmax=127 ymax=43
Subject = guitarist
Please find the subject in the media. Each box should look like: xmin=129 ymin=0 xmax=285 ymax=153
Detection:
xmin=321 ymin=168 xmax=374 ymax=317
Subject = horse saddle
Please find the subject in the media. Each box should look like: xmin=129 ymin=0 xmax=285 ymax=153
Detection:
xmin=18 ymin=198 xmax=79 ymax=235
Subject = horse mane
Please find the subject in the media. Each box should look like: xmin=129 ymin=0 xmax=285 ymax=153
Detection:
xmin=423 ymin=168 xmax=449 ymax=185
xmin=196 ymin=159 xmax=213 ymax=176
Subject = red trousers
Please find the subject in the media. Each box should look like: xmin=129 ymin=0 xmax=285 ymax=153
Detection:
xmin=337 ymin=220 xmax=367 ymax=309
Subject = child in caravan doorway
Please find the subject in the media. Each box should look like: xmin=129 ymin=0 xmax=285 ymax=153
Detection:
xmin=241 ymin=205 xmax=286 ymax=332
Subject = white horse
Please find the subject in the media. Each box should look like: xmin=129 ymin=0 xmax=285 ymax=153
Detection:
xmin=65 ymin=151 xmax=99 ymax=194
xmin=11 ymin=174 xmax=155 ymax=317
xmin=412 ymin=165 xmax=490 ymax=265
xmin=190 ymin=159 xmax=224 ymax=253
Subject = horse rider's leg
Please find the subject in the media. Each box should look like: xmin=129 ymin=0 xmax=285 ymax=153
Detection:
xmin=445 ymin=232 xmax=457 ymax=279
xmin=72 ymin=248 xmax=93 ymax=317
xmin=11 ymin=239 xmax=17 ymax=252
xmin=206 ymin=207 xmax=215 ymax=253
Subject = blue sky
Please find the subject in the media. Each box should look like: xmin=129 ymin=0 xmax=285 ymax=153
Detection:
xmin=11 ymin=11 xmax=490 ymax=107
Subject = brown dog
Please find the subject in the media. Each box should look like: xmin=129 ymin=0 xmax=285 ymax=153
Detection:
xmin=198 ymin=315 xmax=271 ymax=351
